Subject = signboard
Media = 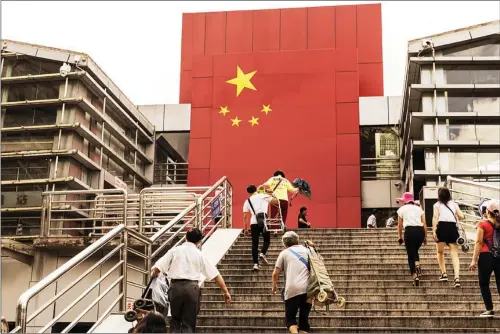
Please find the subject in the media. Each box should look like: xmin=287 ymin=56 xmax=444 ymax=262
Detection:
xmin=211 ymin=195 xmax=222 ymax=220
xmin=1 ymin=191 xmax=43 ymax=208
xmin=115 ymin=176 xmax=128 ymax=191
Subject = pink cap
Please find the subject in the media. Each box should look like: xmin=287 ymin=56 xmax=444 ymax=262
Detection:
xmin=396 ymin=192 xmax=415 ymax=204
xmin=487 ymin=201 xmax=500 ymax=213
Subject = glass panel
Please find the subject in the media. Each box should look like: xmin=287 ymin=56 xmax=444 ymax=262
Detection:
xmin=478 ymin=150 xmax=500 ymax=172
xmin=1 ymin=134 xmax=54 ymax=152
xmin=448 ymin=93 xmax=500 ymax=114
xmin=9 ymin=59 xmax=61 ymax=77
xmin=423 ymin=123 xmax=435 ymax=141
xmin=5 ymin=82 xmax=60 ymax=102
xmin=442 ymin=40 xmax=500 ymax=57
xmin=444 ymin=65 xmax=500 ymax=85
xmin=424 ymin=149 xmax=436 ymax=171
xmin=476 ymin=122 xmax=500 ymax=142
xmin=3 ymin=106 xmax=58 ymax=127
xmin=447 ymin=122 xmax=477 ymax=141
xmin=0 ymin=159 xmax=51 ymax=181
xmin=439 ymin=150 xmax=478 ymax=172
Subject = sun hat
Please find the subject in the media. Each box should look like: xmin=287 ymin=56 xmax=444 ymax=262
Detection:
xmin=396 ymin=192 xmax=415 ymax=204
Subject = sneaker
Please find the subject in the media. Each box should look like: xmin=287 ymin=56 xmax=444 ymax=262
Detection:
xmin=439 ymin=273 xmax=448 ymax=282
xmin=479 ymin=310 xmax=494 ymax=318
xmin=259 ymin=253 xmax=269 ymax=265
xmin=454 ymin=278 xmax=461 ymax=288
xmin=413 ymin=277 xmax=420 ymax=287
xmin=415 ymin=266 xmax=422 ymax=277
xmin=253 ymin=264 xmax=259 ymax=270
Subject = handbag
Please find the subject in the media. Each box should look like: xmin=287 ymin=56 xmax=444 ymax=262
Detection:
xmin=247 ymin=197 xmax=267 ymax=230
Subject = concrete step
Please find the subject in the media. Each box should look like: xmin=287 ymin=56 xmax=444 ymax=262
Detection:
xmin=195 ymin=315 xmax=500 ymax=328
xmin=202 ymin=286 xmax=489 ymax=295
xmin=199 ymin=293 xmax=500 ymax=302
xmin=200 ymin=300 xmax=488 ymax=311
xmin=204 ymin=280 xmax=495 ymax=289
xmin=216 ymin=270 xmax=482 ymax=279
xmin=227 ymin=246 xmax=462 ymax=254
xmin=222 ymin=254 xmax=474 ymax=261
xmin=195 ymin=326 xmax=500 ymax=333
xmin=198 ymin=308 xmax=484 ymax=317
xmin=217 ymin=262 xmax=473 ymax=269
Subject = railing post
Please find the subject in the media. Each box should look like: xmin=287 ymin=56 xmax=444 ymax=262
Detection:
xmin=40 ymin=194 xmax=47 ymax=237
xmin=223 ymin=181 xmax=228 ymax=228
xmin=120 ymin=229 xmax=128 ymax=312
xmin=46 ymin=193 xmax=53 ymax=237
xmin=197 ymin=196 xmax=203 ymax=230
xmin=138 ymin=193 xmax=144 ymax=234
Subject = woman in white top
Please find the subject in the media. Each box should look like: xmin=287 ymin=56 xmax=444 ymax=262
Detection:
xmin=432 ymin=187 xmax=465 ymax=288
xmin=396 ymin=192 xmax=428 ymax=287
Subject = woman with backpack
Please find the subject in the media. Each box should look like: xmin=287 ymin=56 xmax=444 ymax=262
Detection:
xmin=470 ymin=201 xmax=500 ymax=318
xmin=432 ymin=187 xmax=465 ymax=288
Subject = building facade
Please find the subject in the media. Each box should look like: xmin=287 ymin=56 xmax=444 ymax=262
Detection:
xmin=399 ymin=21 xmax=500 ymax=202
xmin=1 ymin=40 xmax=156 ymax=237
xmin=179 ymin=4 xmax=385 ymax=228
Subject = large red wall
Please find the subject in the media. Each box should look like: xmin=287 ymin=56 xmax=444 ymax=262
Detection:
xmin=180 ymin=4 xmax=384 ymax=228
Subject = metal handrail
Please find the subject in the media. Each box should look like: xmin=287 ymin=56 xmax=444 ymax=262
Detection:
xmin=445 ymin=176 xmax=500 ymax=192
xmin=14 ymin=176 xmax=233 ymax=333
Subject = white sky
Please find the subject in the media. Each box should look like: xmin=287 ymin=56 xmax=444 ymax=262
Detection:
xmin=2 ymin=1 xmax=499 ymax=105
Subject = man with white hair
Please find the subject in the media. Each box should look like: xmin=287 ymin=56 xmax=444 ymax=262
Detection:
xmin=272 ymin=231 xmax=312 ymax=334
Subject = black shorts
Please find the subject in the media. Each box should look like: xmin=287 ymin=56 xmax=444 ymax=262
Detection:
xmin=284 ymin=293 xmax=312 ymax=331
xmin=436 ymin=221 xmax=459 ymax=244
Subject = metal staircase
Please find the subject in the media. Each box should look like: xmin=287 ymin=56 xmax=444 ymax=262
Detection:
xmin=11 ymin=177 xmax=233 ymax=333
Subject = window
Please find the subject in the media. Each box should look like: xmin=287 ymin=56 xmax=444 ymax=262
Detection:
xmin=478 ymin=150 xmax=500 ymax=172
xmin=444 ymin=65 xmax=500 ymax=85
xmin=6 ymin=58 xmax=62 ymax=77
xmin=447 ymin=92 xmax=500 ymax=113
xmin=442 ymin=40 xmax=500 ymax=57
xmin=4 ymin=82 xmax=61 ymax=102
xmin=439 ymin=150 xmax=478 ymax=172
xmin=2 ymin=106 xmax=58 ymax=127
xmin=1 ymin=133 xmax=54 ymax=152
xmin=0 ymin=159 xmax=51 ymax=181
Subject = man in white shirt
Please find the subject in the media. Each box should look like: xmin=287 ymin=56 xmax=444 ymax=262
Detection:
xmin=386 ymin=213 xmax=397 ymax=228
xmin=151 ymin=228 xmax=231 ymax=333
xmin=367 ymin=209 xmax=377 ymax=228
xmin=243 ymin=184 xmax=278 ymax=270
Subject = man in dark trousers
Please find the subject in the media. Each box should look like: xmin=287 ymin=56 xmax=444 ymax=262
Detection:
xmin=151 ymin=228 xmax=231 ymax=333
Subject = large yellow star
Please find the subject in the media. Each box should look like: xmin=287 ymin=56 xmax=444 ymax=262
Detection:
xmin=231 ymin=117 xmax=242 ymax=127
xmin=248 ymin=116 xmax=259 ymax=127
xmin=261 ymin=104 xmax=272 ymax=115
xmin=219 ymin=106 xmax=230 ymax=116
xmin=226 ymin=66 xmax=257 ymax=97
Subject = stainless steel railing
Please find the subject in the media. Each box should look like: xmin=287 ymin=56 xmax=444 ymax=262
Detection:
xmin=13 ymin=176 xmax=232 ymax=333
xmin=361 ymin=157 xmax=401 ymax=180
xmin=153 ymin=162 xmax=188 ymax=185
xmin=445 ymin=176 xmax=500 ymax=229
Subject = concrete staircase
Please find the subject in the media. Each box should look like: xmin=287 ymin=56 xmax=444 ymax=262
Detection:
xmin=200 ymin=229 xmax=500 ymax=333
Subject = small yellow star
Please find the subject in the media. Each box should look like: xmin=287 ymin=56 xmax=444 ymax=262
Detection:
xmin=261 ymin=104 xmax=272 ymax=115
xmin=226 ymin=66 xmax=257 ymax=97
xmin=248 ymin=116 xmax=259 ymax=127
xmin=219 ymin=106 xmax=230 ymax=116
xmin=231 ymin=117 xmax=242 ymax=127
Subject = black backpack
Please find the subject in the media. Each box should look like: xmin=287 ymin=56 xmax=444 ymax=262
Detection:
xmin=484 ymin=221 xmax=500 ymax=258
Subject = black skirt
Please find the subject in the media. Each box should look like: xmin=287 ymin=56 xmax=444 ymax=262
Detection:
xmin=436 ymin=221 xmax=459 ymax=244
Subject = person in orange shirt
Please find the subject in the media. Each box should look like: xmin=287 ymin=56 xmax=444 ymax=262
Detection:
xmin=261 ymin=170 xmax=299 ymax=225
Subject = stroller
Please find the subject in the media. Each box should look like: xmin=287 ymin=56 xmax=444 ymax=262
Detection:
xmin=304 ymin=242 xmax=345 ymax=312
xmin=124 ymin=274 xmax=170 ymax=323
xmin=456 ymin=222 xmax=470 ymax=253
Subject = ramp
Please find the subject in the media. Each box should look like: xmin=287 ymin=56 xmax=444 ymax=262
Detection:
xmin=89 ymin=313 xmax=133 ymax=333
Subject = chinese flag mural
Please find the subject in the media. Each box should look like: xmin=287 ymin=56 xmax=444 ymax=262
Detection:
xmin=180 ymin=4 xmax=384 ymax=228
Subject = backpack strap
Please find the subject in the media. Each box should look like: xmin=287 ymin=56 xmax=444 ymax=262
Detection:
xmin=483 ymin=220 xmax=496 ymax=251
xmin=272 ymin=178 xmax=283 ymax=192
xmin=289 ymin=248 xmax=310 ymax=270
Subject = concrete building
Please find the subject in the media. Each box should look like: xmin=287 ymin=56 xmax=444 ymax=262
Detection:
xmin=398 ymin=21 xmax=500 ymax=202
xmin=1 ymin=40 xmax=157 ymax=237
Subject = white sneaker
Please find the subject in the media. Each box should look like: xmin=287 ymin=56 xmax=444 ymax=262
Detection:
xmin=259 ymin=253 xmax=269 ymax=265
xmin=253 ymin=264 xmax=259 ymax=270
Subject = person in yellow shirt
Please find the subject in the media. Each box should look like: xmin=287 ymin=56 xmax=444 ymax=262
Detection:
xmin=261 ymin=170 xmax=299 ymax=225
